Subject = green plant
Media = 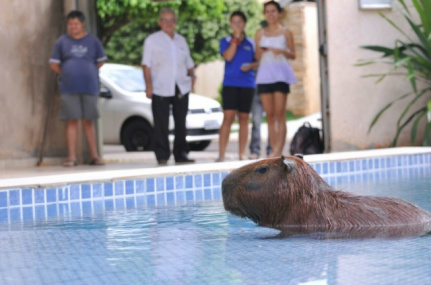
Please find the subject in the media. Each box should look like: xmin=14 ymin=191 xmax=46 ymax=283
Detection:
xmin=358 ymin=0 xmax=431 ymax=146
xmin=97 ymin=0 xmax=263 ymax=66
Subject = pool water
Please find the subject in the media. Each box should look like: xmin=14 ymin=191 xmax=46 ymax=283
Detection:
xmin=0 ymin=166 xmax=430 ymax=285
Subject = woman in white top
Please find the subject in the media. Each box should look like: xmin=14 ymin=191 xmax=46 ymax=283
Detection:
xmin=255 ymin=1 xmax=296 ymax=158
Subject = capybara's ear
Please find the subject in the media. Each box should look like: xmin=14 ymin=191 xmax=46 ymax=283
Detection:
xmin=294 ymin=154 xmax=304 ymax=160
xmin=281 ymin=156 xmax=294 ymax=172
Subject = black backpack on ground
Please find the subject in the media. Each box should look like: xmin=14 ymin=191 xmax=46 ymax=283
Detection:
xmin=289 ymin=122 xmax=324 ymax=155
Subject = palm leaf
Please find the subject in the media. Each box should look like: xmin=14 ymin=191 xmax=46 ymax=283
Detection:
xmin=411 ymin=108 xmax=426 ymax=144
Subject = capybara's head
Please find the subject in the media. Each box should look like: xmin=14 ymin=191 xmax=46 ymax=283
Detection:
xmin=222 ymin=155 xmax=330 ymax=227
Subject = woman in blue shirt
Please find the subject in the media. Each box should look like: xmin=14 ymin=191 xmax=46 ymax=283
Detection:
xmin=217 ymin=11 xmax=258 ymax=162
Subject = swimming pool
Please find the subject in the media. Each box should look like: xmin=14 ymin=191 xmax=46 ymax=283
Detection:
xmin=0 ymin=149 xmax=430 ymax=285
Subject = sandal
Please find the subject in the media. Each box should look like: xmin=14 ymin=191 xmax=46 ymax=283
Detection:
xmin=63 ymin=160 xmax=77 ymax=167
xmin=89 ymin=158 xmax=105 ymax=166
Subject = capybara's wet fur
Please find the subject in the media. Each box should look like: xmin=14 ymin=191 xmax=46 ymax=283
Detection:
xmin=222 ymin=156 xmax=431 ymax=238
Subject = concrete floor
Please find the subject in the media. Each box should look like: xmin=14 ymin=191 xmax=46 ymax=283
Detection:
xmin=0 ymin=113 xmax=322 ymax=183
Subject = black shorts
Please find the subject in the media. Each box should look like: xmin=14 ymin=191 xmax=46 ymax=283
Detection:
xmin=222 ymin=86 xmax=255 ymax=113
xmin=257 ymin=82 xmax=290 ymax=94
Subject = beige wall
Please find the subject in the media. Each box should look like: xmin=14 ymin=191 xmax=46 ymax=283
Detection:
xmin=194 ymin=60 xmax=224 ymax=99
xmin=326 ymin=0 xmax=426 ymax=151
xmin=0 ymin=0 xmax=65 ymax=167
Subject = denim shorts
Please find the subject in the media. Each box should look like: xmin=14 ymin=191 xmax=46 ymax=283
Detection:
xmin=59 ymin=94 xmax=99 ymax=121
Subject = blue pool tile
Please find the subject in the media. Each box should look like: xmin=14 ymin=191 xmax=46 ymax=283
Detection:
xmin=125 ymin=180 xmax=134 ymax=195
xmin=329 ymin=163 xmax=335 ymax=174
xmin=93 ymin=184 xmax=102 ymax=198
xmin=35 ymin=206 xmax=45 ymax=219
xmin=136 ymin=196 xmax=145 ymax=207
xmin=58 ymin=187 xmax=69 ymax=201
xmin=82 ymin=201 xmax=92 ymax=214
xmin=204 ymin=189 xmax=212 ymax=200
xmin=194 ymin=174 xmax=202 ymax=188
xmin=104 ymin=182 xmax=113 ymax=196
xmin=9 ymin=208 xmax=20 ymax=221
xmin=71 ymin=202 xmax=81 ymax=216
xmin=166 ymin=177 xmax=174 ymax=191
xmin=221 ymin=172 xmax=228 ymax=180
xmin=157 ymin=193 xmax=166 ymax=206
xmin=46 ymin=188 xmax=57 ymax=202
xmin=115 ymin=181 xmax=124 ymax=196
xmin=382 ymin=157 xmax=388 ymax=167
xmin=82 ymin=184 xmax=91 ymax=199
xmin=21 ymin=189 xmax=33 ymax=205
xmin=185 ymin=175 xmax=193 ymax=189
xmin=186 ymin=191 xmax=194 ymax=201
xmin=213 ymin=187 xmax=221 ymax=199
xmin=349 ymin=161 xmax=355 ymax=172
xmin=0 ymin=209 xmax=7 ymax=222
xmin=22 ymin=207 xmax=33 ymax=220
xmin=0 ymin=192 xmax=7 ymax=207
xmin=93 ymin=201 xmax=103 ymax=213
xmin=176 ymin=191 xmax=185 ymax=203
xmin=9 ymin=190 xmax=20 ymax=206
xmin=314 ymin=163 xmax=321 ymax=174
xmin=195 ymin=190 xmax=203 ymax=201
xmin=146 ymin=178 xmax=155 ymax=192
xmin=70 ymin=185 xmax=80 ymax=200
xmin=156 ymin=177 xmax=165 ymax=192
xmin=59 ymin=203 xmax=69 ymax=215
xmin=34 ymin=189 xmax=44 ymax=204
xmin=175 ymin=176 xmax=184 ymax=190
xmin=105 ymin=199 xmax=114 ymax=210
xmin=115 ymin=199 xmax=125 ymax=209
xmin=126 ymin=197 xmax=135 ymax=209
xmin=136 ymin=180 xmax=145 ymax=193
xmin=167 ymin=193 xmax=175 ymax=204
xmin=204 ymin=174 xmax=211 ymax=187
xmin=322 ymin=162 xmax=328 ymax=174
xmin=212 ymin=173 xmax=220 ymax=186
xmin=47 ymin=204 xmax=57 ymax=217
xmin=336 ymin=162 xmax=341 ymax=173
xmin=418 ymin=154 xmax=424 ymax=164
xmin=374 ymin=158 xmax=380 ymax=169
xmin=147 ymin=195 xmax=156 ymax=206
xmin=354 ymin=160 xmax=362 ymax=172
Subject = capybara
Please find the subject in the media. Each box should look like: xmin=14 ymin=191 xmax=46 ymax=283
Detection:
xmin=222 ymin=155 xmax=431 ymax=238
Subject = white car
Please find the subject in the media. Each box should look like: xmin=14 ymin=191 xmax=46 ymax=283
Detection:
xmin=99 ymin=63 xmax=223 ymax=151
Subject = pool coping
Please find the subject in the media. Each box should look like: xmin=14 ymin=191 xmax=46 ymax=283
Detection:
xmin=1 ymin=147 xmax=430 ymax=190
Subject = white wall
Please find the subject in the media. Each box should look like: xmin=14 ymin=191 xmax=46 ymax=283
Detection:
xmin=326 ymin=0 xmax=426 ymax=151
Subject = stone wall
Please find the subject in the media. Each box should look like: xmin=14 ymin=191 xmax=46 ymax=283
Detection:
xmin=282 ymin=2 xmax=320 ymax=116
xmin=0 ymin=0 xmax=65 ymax=168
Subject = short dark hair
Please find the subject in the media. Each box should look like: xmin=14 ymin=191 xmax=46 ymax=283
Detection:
xmin=230 ymin=11 xmax=247 ymax=23
xmin=66 ymin=10 xmax=85 ymax=23
xmin=264 ymin=1 xmax=283 ymax=13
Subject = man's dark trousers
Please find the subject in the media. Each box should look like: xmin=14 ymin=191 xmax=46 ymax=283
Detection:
xmin=151 ymin=88 xmax=189 ymax=162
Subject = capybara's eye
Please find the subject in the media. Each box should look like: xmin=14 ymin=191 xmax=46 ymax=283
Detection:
xmin=256 ymin=166 xmax=268 ymax=174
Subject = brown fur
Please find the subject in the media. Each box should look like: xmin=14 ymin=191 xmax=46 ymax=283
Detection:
xmin=222 ymin=156 xmax=431 ymax=238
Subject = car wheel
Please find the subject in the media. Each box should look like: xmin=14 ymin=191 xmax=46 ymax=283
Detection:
xmin=122 ymin=119 xmax=153 ymax=151
xmin=188 ymin=140 xmax=211 ymax=151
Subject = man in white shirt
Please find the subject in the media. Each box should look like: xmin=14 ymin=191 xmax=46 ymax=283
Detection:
xmin=142 ymin=8 xmax=196 ymax=165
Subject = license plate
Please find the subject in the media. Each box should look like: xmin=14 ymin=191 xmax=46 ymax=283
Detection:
xmin=204 ymin=120 xmax=219 ymax=130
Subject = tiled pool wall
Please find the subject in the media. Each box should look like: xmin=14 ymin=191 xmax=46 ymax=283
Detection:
xmin=1 ymin=152 xmax=430 ymax=223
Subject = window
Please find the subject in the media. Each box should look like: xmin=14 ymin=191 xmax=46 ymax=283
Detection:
xmin=359 ymin=0 xmax=392 ymax=10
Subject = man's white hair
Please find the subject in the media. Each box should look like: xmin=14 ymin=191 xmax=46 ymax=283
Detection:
xmin=159 ymin=8 xmax=178 ymax=22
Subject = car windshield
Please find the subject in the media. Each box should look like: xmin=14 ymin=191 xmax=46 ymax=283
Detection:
xmin=101 ymin=67 xmax=146 ymax=92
